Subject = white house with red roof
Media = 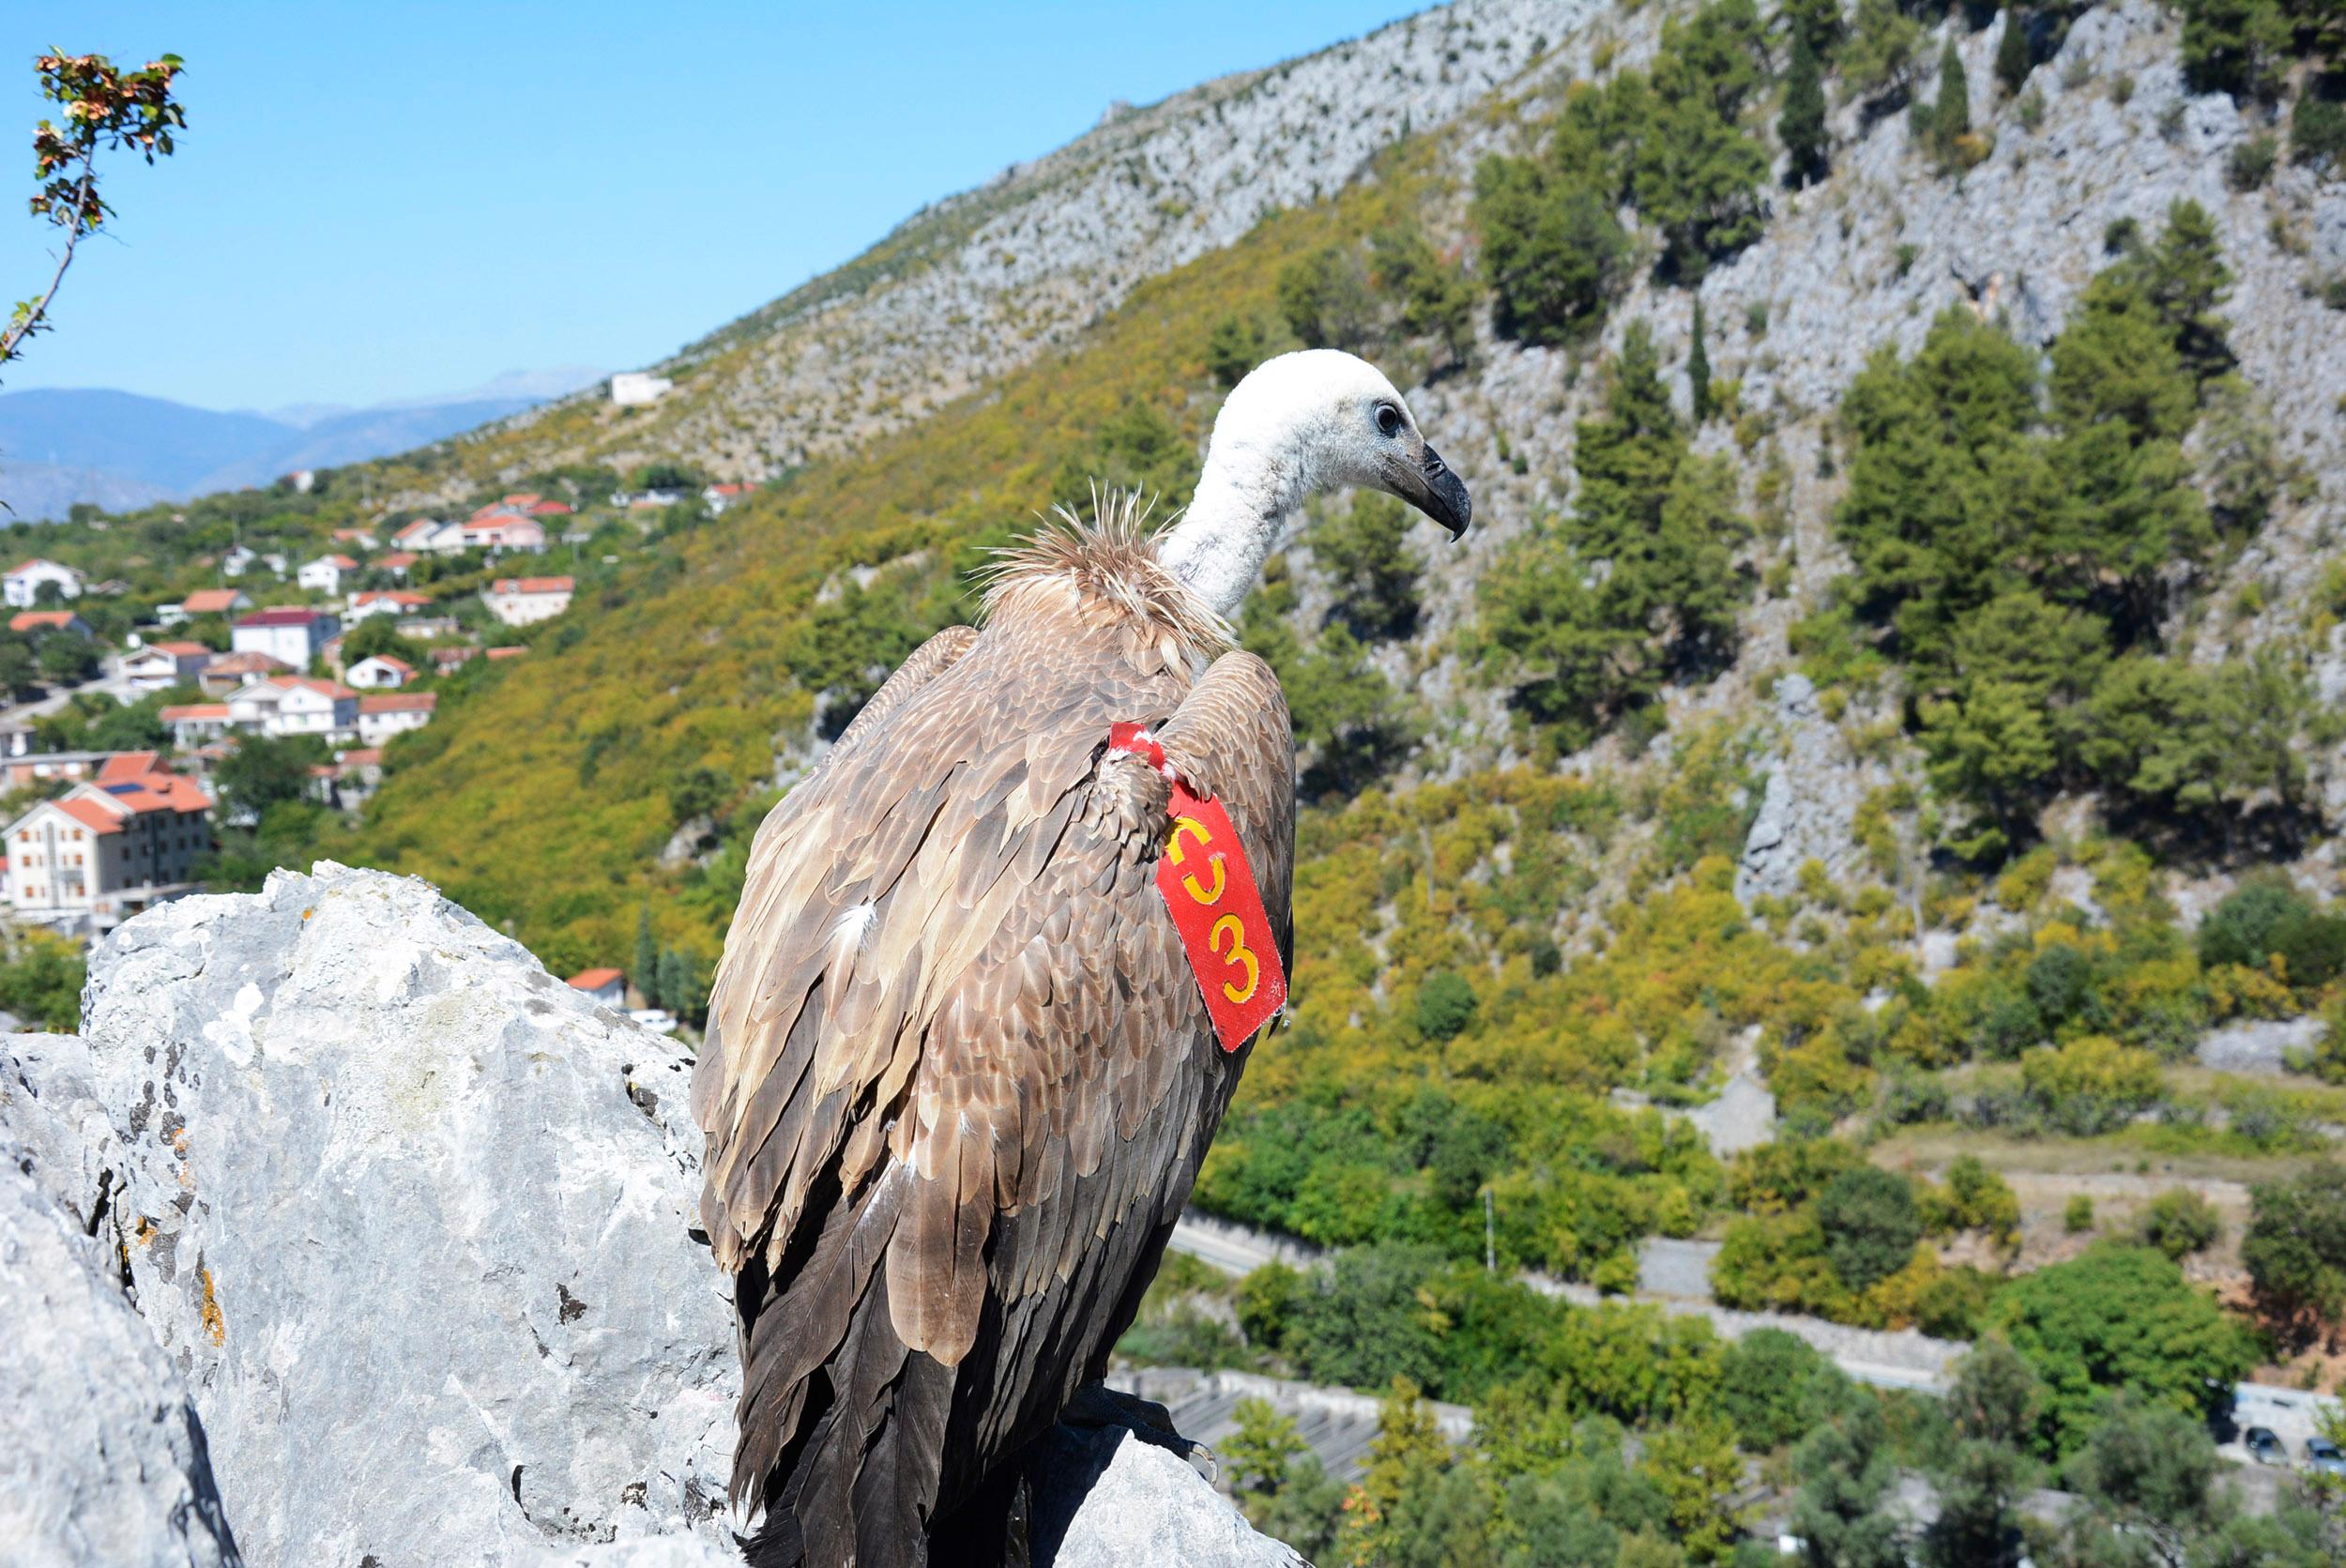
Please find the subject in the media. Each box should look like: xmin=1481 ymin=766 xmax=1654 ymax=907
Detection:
xmin=297 ymin=554 xmax=361 ymax=595
xmin=703 ymin=482 xmax=753 ymax=514
xmin=159 ymin=702 xmax=233 ymax=747
xmin=346 ymin=654 xmax=416 ymax=690
xmin=195 ymin=650 xmax=291 ymax=697
xmin=159 ymin=586 xmax=254 ymax=628
xmin=483 ymin=575 xmax=574 ymax=626
xmin=330 ymin=527 xmax=379 ymax=551
xmin=232 ymin=606 xmax=341 ymax=667
xmin=223 ymin=677 xmax=358 ymax=740
xmin=393 ymin=516 xmax=468 ymax=556
xmin=460 ymin=514 xmax=548 ymax=553
xmin=357 ymin=691 xmax=435 ymax=746
xmin=567 ymin=967 xmax=627 ymax=1007
xmin=346 ymin=589 xmax=434 ymax=620
xmin=373 ymin=551 xmax=419 ymax=581
xmin=3 ymin=558 xmax=84 ymax=608
xmin=3 ymin=753 xmax=213 ymax=932
xmin=120 ymin=641 xmax=215 ymax=693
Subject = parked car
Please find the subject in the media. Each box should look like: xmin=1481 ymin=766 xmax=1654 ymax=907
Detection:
xmin=2307 ymin=1437 xmax=2346 ymax=1476
xmin=2246 ymin=1426 xmax=2285 ymax=1465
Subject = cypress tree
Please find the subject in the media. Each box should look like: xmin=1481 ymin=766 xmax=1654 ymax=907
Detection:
xmin=1935 ymin=37 xmax=1972 ymax=159
xmin=1689 ymin=297 xmax=1714 ymax=421
xmin=632 ymin=906 xmax=656 ymax=1003
xmin=1780 ymin=32 xmax=1830 ymax=186
xmin=1994 ymin=9 xmax=2033 ymax=97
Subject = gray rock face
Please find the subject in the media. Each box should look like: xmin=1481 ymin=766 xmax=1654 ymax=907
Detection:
xmin=2196 ymin=1014 xmax=2329 ymax=1076
xmin=1736 ymin=674 xmax=1875 ymax=906
xmin=1025 ymin=1426 xmax=1303 ymax=1568
xmin=2 ymin=862 xmax=1300 ymax=1567
xmin=67 ymin=862 xmax=738 ymax=1566
xmin=0 ymin=1147 xmax=240 ymax=1566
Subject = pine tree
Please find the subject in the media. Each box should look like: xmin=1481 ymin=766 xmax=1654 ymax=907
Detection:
xmin=1994 ymin=9 xmax=2033 ymax=97
xmin=1933 ymin=36 xmax=1972 ymax=160
xmin=1688 ymin=297 xmax=1714 ymax=421
xmin=1780 ymin=31 xmax=1830 ymax=186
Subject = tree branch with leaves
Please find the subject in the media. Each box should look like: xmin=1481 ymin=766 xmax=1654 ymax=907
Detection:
xmin=3 ymin=50 xmax=186 ymax=373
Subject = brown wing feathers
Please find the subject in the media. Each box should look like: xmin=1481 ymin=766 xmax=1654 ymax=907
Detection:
xmin=698 ymin=531 xmax=1297 ymax=1564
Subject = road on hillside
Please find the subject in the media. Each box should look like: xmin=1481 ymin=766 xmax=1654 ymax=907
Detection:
xmin=1168 ymin=1210 xmax=2346 ymax=1450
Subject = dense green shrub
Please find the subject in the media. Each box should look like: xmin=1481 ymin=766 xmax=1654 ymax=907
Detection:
xmin=1817 ymin=1166 xmax=1925 ymax=1291
xmin=2243 ymin=1162 xmax=2346 ymax=1343
xmin=1985 ymin=1245 xmax=2256 ymax=1456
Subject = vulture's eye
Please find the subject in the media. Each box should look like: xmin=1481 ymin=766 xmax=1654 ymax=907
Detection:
xmin=1375 ymin=403 xmax=1403 ymax=437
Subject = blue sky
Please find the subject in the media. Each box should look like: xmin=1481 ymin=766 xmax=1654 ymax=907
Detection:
xmin=3 ymin=4 xmax=1403 ymax=414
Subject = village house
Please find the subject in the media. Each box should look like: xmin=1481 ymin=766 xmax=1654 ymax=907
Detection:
xmin=345 ymin=654 xmax=416 ymax=690
xmin=610 ymin=373 xmax=671 ymax=406
xmin=373 ymin=551 xmax=419 ymax=581
xmin=483 ymin=576 xmax=573 ymax=626
xmin=485 ymin=646 xmax=529 ymax=662
xmin=703 ymin=481 xmax=753 ymax=513
xmin=0 ymin=749 xmax=169 ymax=792
xmin=232 ymin=606 xmax=340 ymax=668
xmin=357 ymin=691 xmax=435 ymax=747
xmin=459 ymin=514 xmax=548 ymax=553
xmin=297 ymin=554 xmax=361 ymax=595
xmin=119 ymin=641 xmax=214 ymax=693
xmin=566 ymin=967 xmax=627 ymax=1008
xmin=159 ymin=702 xmax=233 ymax=748
xmin=225 ymin=676 xmax=359 ymax=740
xmin=3 ymin=558 xmax=85 ymax=608
xmin=392 ymin=517 xmax=467 ymax=556
xmin=220 ymin=544 xmax=260 ymax=578
xmin=160 ymin=587 xmax=254 ymax=629
xmin=430 ymin=645 xmax=478 ymax=673
xmin=2 ymin=753 xmax=213 ymax=935
xmin=328 ymin=747 xmax=384 ymax=808
xmin=347 ymin=589 xmax=434 ymax=621
xmin=195 ymin=650 xmax=292 ymax=697
xmin=10 ymin=609 xmax=92 ymax=639
xmin=330 ymin=527 xmax=379 ymax=551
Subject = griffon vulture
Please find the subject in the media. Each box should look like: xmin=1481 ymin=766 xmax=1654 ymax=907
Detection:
xmin=692 ymin=349 xmax=1472 ymax=1566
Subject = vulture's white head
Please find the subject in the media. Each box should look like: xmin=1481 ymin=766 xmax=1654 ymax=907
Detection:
xmin=1160 ymin=349 xmax=1471 ymax=617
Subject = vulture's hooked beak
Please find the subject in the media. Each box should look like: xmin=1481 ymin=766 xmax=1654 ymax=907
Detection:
xmin=1389 ymin=436 xmax=1471 ymax=539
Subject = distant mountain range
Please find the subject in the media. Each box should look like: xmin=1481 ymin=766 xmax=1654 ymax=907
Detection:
xmin=0 ymin=367 xmax=606 ymax=521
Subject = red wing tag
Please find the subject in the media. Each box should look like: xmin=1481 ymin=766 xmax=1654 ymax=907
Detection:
xmin=1156 ymin=782 xmax=1286 ymax=1053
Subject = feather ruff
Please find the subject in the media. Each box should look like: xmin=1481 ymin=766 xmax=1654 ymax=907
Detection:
xmin=976 ymin=488 xmax=1233 ymax=666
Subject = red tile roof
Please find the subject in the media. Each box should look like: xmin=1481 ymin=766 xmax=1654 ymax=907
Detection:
xmin=568 ymin=967 xmax=625 ymax=991
xmin=355 ymin=654 xmax=417 ymax=677
xmin=338 ymin=747 xmax=383 ymax=769
xmin=236 ymin=606 xmax=333 ymax=627
xmin=205 ymin=650 xmax=292 ymax=676
xmin=485 ymin=646 xmax=529 ymax=661
xmin=56 ymin=797 xmax=123 ymax=834
xmin=8 ymin=610 xmax=81 ymax=632
xmin=280 ymin=677 xmax=356 ymax=700
xmin=376 ymin=552 xmax=419 ymax=570
xmin=149 ymin=641 xmax=212 ymax=657
xmin=358 ymin=692 xmax=435 ymax=713
xmin=182 ymin=589 xmax=248 ymax=614
xmin=96 ymin=753 xmax=162 ymax=783
xmin=160 ymin=703 xmax=230 ymax=722
xmin=489 ymin=576 xmax=573 ymax=595
xmin=322 ymin=554 xmax=359 ymax=570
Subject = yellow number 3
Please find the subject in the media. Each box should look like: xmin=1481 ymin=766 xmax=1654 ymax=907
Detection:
xmin=1210 ymin=914 xmax=1259 ymax=1004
